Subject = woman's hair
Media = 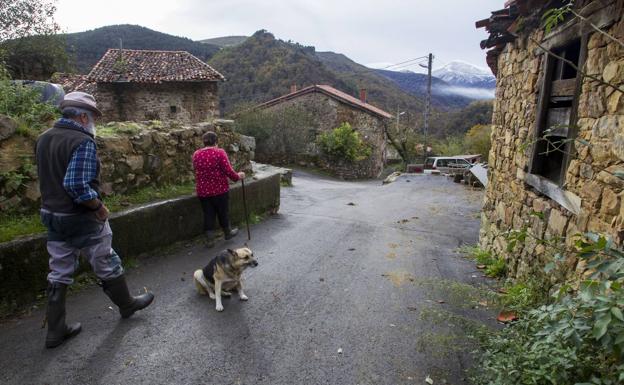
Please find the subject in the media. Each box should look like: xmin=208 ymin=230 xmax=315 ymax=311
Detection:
xmin=203 ymin=131 xmax=218 ymax=146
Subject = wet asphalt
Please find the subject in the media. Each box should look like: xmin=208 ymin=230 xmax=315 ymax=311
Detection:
xmin=0 ymin=171 xmax=491 ymax=385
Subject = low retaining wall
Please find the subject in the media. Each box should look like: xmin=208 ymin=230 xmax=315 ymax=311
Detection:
xmin=0 ymin=172 xmax=280 ymax=312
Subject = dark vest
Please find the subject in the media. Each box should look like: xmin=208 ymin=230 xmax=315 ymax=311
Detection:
xmin=36 ymin=120 xmax=101 ymax=214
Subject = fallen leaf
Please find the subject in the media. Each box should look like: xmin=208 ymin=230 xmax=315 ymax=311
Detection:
xmin=397 ymin=219 xmax=409 ymax=224
xmin=337 ymin=348 xmax=343 ymax=354
xmin=476 ymin=264 xmax=487 ymax=269
xmin=497 ymin=310 xmax=518 ymax=323
xmin=348 ymin=248 xmax=356 ymax=251
xmin=319 ymin=277 xmax=325 ymax=282
xmin=436 ymin=300 xmax=445 ymax=304
xmin=346 ymin=202 xmax=356 ymax=206
xmin=407 ymin=306 xmax=418 ymax=311
xmin=497 ymin=287 xmax=508 ymax=294
xmin=425 ymin=375 xmax=434 ymax=384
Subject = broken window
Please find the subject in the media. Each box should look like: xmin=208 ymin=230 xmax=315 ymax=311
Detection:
xmin=530 ymin=38 xmax=584 ymax=185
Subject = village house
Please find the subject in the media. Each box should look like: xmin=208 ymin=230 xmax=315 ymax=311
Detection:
xmin=476 ymin=0 xmax=624 ymax=280
xmin=255 ymin=84 xmax=392 ymax=179
xmin=57 ymin=49 xmax=224 ymax=123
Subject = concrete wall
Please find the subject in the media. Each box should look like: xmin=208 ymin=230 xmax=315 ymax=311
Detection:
xmin=479 ymin=7 xmax=624 ymax=281
xmin=257 ymin=92 xmax=387 ymax=179
xmin=96 ymin=81 xmax=219 ymax=123
xmin=0 ymin=172 xmax=280 ymax=312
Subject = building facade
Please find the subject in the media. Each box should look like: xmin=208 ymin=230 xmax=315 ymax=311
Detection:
xmin=477 ymin=0 xmax=624 ymax=280
xmin=255 ymin=85 xmax=391 ymax=179
xmin=58 ymin=49 xmax=224 ymax=123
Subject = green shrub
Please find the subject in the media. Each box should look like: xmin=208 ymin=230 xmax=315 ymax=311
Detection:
xmin=485 ymin=257 xmax=507 ymax=278
xmin=0 ymin=69 xmax=59 ymax=133
xmin=317 ymin=122 xmax=371 ymax=162
xmin=473 ymin=234 xmax=624 ymax=385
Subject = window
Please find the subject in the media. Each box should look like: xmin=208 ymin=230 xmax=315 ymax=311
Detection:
xmin=530 ymin=38 xmax=584 ymax=185
xmin=170 ymin=105 xmax=177 ymax=114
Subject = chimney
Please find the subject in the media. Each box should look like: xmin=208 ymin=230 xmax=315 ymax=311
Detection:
xmin=359 ymin=89 xmax=367 ymax=103
xmin=290 ymin=84 xmax=297 ymax=93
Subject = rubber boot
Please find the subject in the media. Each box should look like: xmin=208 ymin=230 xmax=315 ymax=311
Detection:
xmin=205 ymin=230 xmax=216 ymax=248
xmin=224 ymin=227 xmax=239 ymax=240
xmin=102 ymin=275 xmax=154 ymax=319
xmin=45 ymin=282 xmax=81 ymax=349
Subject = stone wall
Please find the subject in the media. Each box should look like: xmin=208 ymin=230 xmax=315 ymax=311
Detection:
xmin=0 ymin=119 xmax=254 ymax=213
xmin=256 ymin=92 xmax=387 ymax=179
xmin=96 ymin=81 xmax=219 ymax=123
xmin=479 ymin=11 xmax=624 ymax=281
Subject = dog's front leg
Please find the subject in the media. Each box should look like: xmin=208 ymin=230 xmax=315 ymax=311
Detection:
xmin=214 ymin=279 xmax=224 ymax=312
xmin=237 ymin=280 xmax=248 ymax=301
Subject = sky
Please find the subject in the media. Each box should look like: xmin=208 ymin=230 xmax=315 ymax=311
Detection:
xmin=54 ymin=0 xmax=496 ymax=72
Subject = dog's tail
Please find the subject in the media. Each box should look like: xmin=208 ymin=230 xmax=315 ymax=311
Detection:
xmin=193 ymin=269 xmax=209 ymax=295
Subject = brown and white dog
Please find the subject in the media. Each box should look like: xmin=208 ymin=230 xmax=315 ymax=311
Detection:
xmin=193 ymin=247 xmax=258 ymax=311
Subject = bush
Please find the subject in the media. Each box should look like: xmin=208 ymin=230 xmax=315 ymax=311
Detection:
xmin=317 ymin=122 xmax=371 ymax=162
xmin=0 ymin=65 xmax=58 ymax=133
xmin=473 ymin=234 xmax=624 ymax=385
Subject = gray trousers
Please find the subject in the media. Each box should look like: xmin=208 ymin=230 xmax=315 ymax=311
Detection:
xmin=41 ymin=211 xmax=124 ymax=285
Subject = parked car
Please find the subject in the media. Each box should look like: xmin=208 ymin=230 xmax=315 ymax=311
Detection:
xmin=423 ymin=156 xmax=472 ymax=175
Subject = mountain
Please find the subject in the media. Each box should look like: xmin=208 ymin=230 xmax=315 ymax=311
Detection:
xmin=373 ymin=68 xmax=472 ymax=109
xmin=200 ymin=36 xmax=248 ymax=47
xmin=63 ymin=25 xmax=221 ymax=73
xmin=432 ymin=60 xmax=495 ymax=99
xmin=314 ymin=51 xmax=427 ymax=113
xmin=208 ymin=32 xmax=428 ymax=117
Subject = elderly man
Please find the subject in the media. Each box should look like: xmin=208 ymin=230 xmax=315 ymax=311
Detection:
xmin=36 ymin=92 xmax=154 ymax=349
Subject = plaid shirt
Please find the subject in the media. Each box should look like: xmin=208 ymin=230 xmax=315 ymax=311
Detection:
xmin=60 ymin=119 xmax=99 ymax=203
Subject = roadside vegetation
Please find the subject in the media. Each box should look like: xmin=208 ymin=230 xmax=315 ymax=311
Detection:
xmin=317 ymin=122 xmax=371 ymax=162
xmin=0 ymin=182 xmax=196 ymax=243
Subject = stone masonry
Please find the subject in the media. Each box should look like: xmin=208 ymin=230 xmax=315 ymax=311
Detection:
xmin=478 ymin=1 xmax=624 ymax=281
xmin=256 ymin=89 xmax=388 ymax=179
xmin=0 ymin=118 xmax=254 ymax=213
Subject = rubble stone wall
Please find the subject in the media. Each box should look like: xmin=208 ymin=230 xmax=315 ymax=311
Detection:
xmin=0 ymin=119 xmax=254 ymax=213
xmin=257 ymin=92 xmax=387 ymax=179
xmin=96 ymin=81 xmax=219 ymax=123
xmin=480 ymin=14 xmax=624 ymax=282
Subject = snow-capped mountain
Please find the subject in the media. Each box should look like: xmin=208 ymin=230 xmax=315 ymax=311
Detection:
xmin=433 ymin=60 xmax=496 ymax=90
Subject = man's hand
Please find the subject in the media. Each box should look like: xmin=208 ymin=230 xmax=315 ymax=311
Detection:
xmin=95 ymin=204 xmax=109 ymax=222
xmin=238 ymin=172 xmax=246 ymax=179
xmin=83 ymin=199 xmax=109 ymax=221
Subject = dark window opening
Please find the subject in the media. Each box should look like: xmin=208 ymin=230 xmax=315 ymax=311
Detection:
xmin=531 ymin=38 xmax=583 ymax=185
xmin=170 ymin=106 xmax=177 ymax=114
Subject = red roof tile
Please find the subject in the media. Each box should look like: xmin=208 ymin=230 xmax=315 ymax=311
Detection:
xmin=87 ymin=49 xmax=225 ymax=83
xmin=257 ymin=85 xmax=392 ymax=119
xmin=52 ymin=73 xmax=97 ymax=94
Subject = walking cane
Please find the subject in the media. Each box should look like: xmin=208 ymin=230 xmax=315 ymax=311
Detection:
xmin=241 ymin=178 xmax=251 ymax=241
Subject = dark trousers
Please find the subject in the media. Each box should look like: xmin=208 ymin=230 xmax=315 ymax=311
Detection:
xmin=199 ymin=192 xmax=230 ymax=232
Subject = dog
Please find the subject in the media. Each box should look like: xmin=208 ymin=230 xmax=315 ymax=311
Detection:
xmin=193 ymin=247 xmax=258 ymax=311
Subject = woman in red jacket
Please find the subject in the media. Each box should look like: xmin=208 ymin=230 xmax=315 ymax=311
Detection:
xmin=192 ymin=131 xmax=245 ymax=246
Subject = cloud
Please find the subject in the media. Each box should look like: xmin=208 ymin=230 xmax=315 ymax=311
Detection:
xmin=55 ymin=0 xmax=495 ymax=68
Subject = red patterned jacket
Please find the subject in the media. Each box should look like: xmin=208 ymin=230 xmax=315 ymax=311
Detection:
xmin=192 ymin=147 xmax=240 ymax=197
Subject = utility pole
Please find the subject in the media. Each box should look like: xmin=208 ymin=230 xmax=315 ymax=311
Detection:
xmin=423 ymin=53 xmax=433 ymax=161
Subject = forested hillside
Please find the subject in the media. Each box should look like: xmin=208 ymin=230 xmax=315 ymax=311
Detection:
xmin=63 ymin=25 xmax=220 ymax=73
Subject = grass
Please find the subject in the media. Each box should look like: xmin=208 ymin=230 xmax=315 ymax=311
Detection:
xmin=96 ymin=122 xmax=143 ymax=137
xmin=459 ymin=244 xmax=507 ymax=278
xmin=0 ymin=182 xmax=196 ymax=242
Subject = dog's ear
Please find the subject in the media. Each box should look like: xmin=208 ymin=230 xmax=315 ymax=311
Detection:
xmin=227 ymin=248 xmax=236 ymax=256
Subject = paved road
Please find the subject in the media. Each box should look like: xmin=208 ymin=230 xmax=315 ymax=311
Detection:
xmin=0 ymin=172 xmax=488 ymax=385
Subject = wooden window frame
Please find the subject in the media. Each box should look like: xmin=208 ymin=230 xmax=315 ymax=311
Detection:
xmin=525 ymin=30 xmax=589 ymax=215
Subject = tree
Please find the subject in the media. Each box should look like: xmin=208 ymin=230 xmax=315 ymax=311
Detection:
xmin=0 ymin=0 xmax=67 ymax=80
xmin=0 ymin=0 xmax=59 ymax=42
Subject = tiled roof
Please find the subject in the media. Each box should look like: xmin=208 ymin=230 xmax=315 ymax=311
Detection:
xmin=52 ymin=73 xmax=97 ymax=94
xmin=257 ymin=85 xmax=393 ymax=119
xmin=87 ymin=49 xmax=225 ymax=83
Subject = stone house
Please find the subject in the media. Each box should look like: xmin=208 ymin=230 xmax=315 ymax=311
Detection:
xmin=476 ymin=0 xmax=624 ymax=280
xmin=58 ymin=49 xmax=225 ymax=123
xmin=255 ymin=84 xmax=392 ymax=179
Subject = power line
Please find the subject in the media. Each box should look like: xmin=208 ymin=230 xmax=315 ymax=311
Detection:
xmin=382 ymin=56 xmax=429 ymax=70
